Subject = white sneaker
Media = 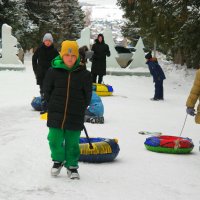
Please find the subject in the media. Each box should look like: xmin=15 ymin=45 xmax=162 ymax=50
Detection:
xmin=67 ymin=168 xmax=80 ymax=179
xmin=51 ymin=162 xmax=63 ymax=176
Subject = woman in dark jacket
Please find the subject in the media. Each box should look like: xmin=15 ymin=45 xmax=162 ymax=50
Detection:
xmin=91 ymin=34 xmax=110 ymax=83
xmin=43 ymin=41 xmax=92 ymax=179
xmin=145 ymin=52 xmax=166 ymax=100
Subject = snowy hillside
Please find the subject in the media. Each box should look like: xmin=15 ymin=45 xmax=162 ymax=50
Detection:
xmin=79 ymin=0 xmax=124 ymax=44
xmin=79 ymin=0 xmax=123 ymax=19
xmin=0 ymin=54 xmax=200 ymax=200
xmin=79 ymin=0 xmax=118 ymax=6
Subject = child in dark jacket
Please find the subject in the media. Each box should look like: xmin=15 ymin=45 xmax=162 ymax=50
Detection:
xmin=32 ymin=33 xmax=59 ymax=113
xmin=85 ymin=91 xmax=104 ymax=124
xmin=43 ymin=40 xmax=92 ymax=179
xmin=145 ymin=52 xmax=166 ymax=101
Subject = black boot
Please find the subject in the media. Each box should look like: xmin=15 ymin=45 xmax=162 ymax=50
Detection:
xmin=51 ymin=161 xmax=63 ymax=176
xmin=67 ymin=168 xmax=80 ymax=179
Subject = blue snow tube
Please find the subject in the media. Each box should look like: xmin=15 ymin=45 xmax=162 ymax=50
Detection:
xmin=79 ymin=137 xmax=120 ymax=163
xmin=107 ymin=85 xmax=114 ymax=92
xmin=31 ymin=96 xmax=42 ymax=111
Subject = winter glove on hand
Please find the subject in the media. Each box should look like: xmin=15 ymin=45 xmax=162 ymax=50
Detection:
xmin=186 ymin=107 xmax=195 ymax=116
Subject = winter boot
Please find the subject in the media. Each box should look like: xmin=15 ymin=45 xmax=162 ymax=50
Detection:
xmin=67 ymin=168 xmax=80 ymax=180
xmin=90 ymin=116 xmax=104 ymax=124
xmin=40 ymin=110 xmax=47 ymax=115
xmin=51 ymin=161 xmax=63 ymax=176
xmin=150 ymin=98 xmax=159 ymax=101
xmin=84 ymin=115 xmax=91 ymax=123
xmin=90 ymin=117 xmax=99 ymax=124
xmin=99 ymin=116 xmax=104 ymax=124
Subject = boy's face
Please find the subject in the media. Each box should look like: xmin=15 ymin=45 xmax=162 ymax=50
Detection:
xmin=63 ymin=54 xmax=77 ymax=68
xmin=44 ymin=40 xmax=52 ymax=47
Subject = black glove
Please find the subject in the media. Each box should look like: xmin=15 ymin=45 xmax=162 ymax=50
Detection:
xmin=186 ymin=107 xmax=195 ymax=116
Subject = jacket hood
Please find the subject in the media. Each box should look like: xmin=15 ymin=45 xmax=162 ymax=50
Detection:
xmin=146 ymin=57 xmax=158 ymax=64
xmin=51 ymin=55 xmax=81 ymax=71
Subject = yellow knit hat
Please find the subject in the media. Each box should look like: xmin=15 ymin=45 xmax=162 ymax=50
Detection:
xmin=60 ymin=40 xmax=79 ymax=58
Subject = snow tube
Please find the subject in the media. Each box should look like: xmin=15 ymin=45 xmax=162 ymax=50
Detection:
xmin=31 ymin=96 xmax=42 ymax=111
xmin=144 ymin=135 xmax=194 ymax=154
xmin=79 ymin=137 xmax=120 ymax=163
xmin=92 ymin=83 xmax=113 ymax=96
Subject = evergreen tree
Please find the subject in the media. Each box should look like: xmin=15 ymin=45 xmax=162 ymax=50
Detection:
xmin=50 ymin=0 xmax=85 ymax=46
xmin=1 ymin=0 xmax=85 ymax=50
xmin=0 ymin=0 xmax=17 ymax=38
xmin=25 ymin=0 xmax=54 ymax=48
xmin=26 ymin=0 xmax=85 ymax=49
xmin=13 ymin=0 xmax=38 ymax=50
xmin=0 ymin=0 xmax=38 ymax=50
xmin=117 ymin=0 xmax=200 ymax=68
xmin=175 ymin=1 xmax=200 ymax=68
xmin=117 ymin=0 xmax=157 ymax=50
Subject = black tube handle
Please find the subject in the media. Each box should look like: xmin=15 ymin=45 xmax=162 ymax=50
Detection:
xmin=83 ymin=125 xmax=93 ymax=149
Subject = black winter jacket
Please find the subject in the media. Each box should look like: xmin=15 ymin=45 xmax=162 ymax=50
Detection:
xmin=91 ymin=38 xmax=110 ymax=75
xmin=32 ymin=44 xmax=59 ymax=85
xmin=43 ymin=58 xmax=92 ymax=131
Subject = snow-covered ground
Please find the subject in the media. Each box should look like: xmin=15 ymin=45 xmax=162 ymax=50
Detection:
xmin=79 ymin=0 xmax=123 ymax=20
xmin=79 ymin=0 xmax=118 ymax=5
xmin=0 ymin=54 xmax=199 ymax=200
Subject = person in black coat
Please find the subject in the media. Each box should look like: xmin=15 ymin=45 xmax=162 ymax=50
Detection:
xmin=43 ymin=41 xmax=92 ymax=179
xmin=145 ymin=51 xmax=166 ymax=101
xmin=32 ymin=33 xmax=59 ymax=112
xmin=91 ymin=34 xmax=110 ymax=84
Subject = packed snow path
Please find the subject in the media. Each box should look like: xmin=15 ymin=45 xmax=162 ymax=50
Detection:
xmin=0 ymin=56 xmax=199 ymax=200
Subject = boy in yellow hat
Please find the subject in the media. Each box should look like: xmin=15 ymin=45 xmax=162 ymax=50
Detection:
xmin=43 ymin=40 xmax=92 ymax=179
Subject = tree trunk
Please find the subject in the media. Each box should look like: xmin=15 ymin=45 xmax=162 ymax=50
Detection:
xmin=128 ymin=0 xmax=134 ymax=4
xmin=173 ymin=48 xmax=184 ymax=65
xmin=153 ymin=40 xmax=156 ymax=57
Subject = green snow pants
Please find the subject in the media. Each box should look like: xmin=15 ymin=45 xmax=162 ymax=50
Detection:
xmin=47 ymin=128 xmax=81 ymax=168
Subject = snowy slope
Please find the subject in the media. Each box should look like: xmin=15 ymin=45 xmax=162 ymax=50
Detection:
xmin=0 ymin=54 xmax=200 ymax=200
xmin=79 ymin=0 xmax=123 ymax=20
xmin=79 ymin=0 xmax=117 ymax=5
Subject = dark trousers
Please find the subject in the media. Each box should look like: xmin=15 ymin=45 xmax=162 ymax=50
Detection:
xmin=39 ymin=84 xmax=47 ymax=112
xmin=154 ymin=80 xmax=164 ymax=99
xmin=92 ymin=73 xmax=103 ymax=84
xmin=39 ymin=84 xmax=43 ymax=96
